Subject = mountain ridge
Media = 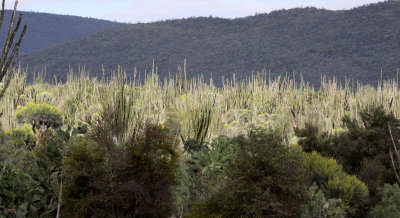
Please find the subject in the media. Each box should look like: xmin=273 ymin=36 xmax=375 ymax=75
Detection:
xmin=18 ymin=1 xmax=400 ymax=85
xmin=0 ymin=10 xmax=123 ymax=54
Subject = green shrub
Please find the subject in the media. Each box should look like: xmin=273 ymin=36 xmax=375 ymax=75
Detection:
xmin=176 ymin=135 xmax=236 ymax=215
xmin=370 ymin=184 xmax=400 ymax=218
xmin=4 ymin=124 xmax=36 ymax=148
xmin=188 ymin=128 xmax=310 ymax=217
xmin=301 ymin=184 xmax=346 ymax=218
xmin=63 ymin=116 xmax=179 ymax=217
xmin=0 ymin=126 xmax=56 ymax=217
xmin=295 ymin=122 xmax=330 ymax=154
xmin=62 ymin=137 xmax=106 ymax=216
xmin=296 ymin=106 xmax=400 ymax=203
xmin=305 ymin=151 xmax=369 ymax=217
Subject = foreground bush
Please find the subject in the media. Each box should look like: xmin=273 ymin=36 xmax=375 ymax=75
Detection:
xmin=296 ymin=106 xmax=400 ymax=204
xmin=0 ymin=125 xmax=67 ymax=217
xmin=301 ymin=184 xmax=346 ymax=218
xmin=174 ymin=136 xmax=236 ymax=215
xmin=370 ymin=184 xmax=400 ymax=217
xmin=188 ymin=128 xmax=310 ymax=217
xmin=63 ymin=116 xmax=179 ymax=217
xmin=305 ymin=151 xmax=369 ymax=217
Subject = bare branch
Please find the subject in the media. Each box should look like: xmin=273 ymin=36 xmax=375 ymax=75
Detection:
xmin=390 ymin=149 xmax=400 ymax=184
xmin=388 ymin=123 xmax=400 ymax=164
xmin=0 ymin=158 xmax=7 ymax=182
xmin=388 ymin=122 xmax=400 ymax=184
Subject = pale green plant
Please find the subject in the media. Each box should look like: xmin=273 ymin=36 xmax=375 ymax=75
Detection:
xmin=1 ymin=66 xmax=400 ymax=147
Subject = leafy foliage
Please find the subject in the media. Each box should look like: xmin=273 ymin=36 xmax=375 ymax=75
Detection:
xmin=176 ymin=135 xmax=236 ymax=215
xmin=4 ymin=123 xmax=36 ymax=148
xmin=0 ymin=123 xmax=71 ymax=216
xmin=301 ymin=183 xmax=346 ymax=218
xmin=16 ymin=103 xmax=63 ymax=129
xmin=62 ymin=106 xmax=179 ymax=217
xmin=188 ymin=128 xmax=310 ymax=217
xmin=371 ymin=184 xmax=400 ymax=218
xmin=16 ymin=103 xmax=63 ymax=145
xmin=305 ymin=151 xmax=369 ymax=217
xmin=297 ymin=106 xmax=400 ymax=203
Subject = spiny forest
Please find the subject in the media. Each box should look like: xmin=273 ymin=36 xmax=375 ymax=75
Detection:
xmin=2 ymin=67 xmax=400 ymax=217
xmin=1 ymin=0 xmax=400 ymax=217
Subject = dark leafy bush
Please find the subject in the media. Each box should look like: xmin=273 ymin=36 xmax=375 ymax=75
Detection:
xmin=0 ymin=131 xmax=37 ymax=216
xmin=63 ymin=113 xmax=179 ymax=217
xmin=301 ymin=183 xmax=346 ymax=218
xmin=62 ymin=137 xmax=106 ymax=216
xmin=175 ymin=135 xmax=236 ymax=215
xmin=296 ymin=106 xmax=400 ymax=202
xmin=188 ymin=128 xmax=310 ymax=217
xmin=0 ymin=125 xmax=65 ymax=217
xmin=370 ymin=183 xmax=400 ymax=217
xmin=4 ymin=124 xmax=36 ymax=149
xmin=295 ymin=122 xmax=330 ymax=154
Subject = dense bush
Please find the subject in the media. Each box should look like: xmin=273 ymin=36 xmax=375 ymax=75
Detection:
xmin=305 ymin=151 xmax=369 ymax=217
xmin=296 ymin=106 xmax=400 ymax=202
xmin=0 ymin=127 xmax=37 ymax=216
xmin=188 ymin=128 xmax=310 ymax=217
xmin=63 ymin=113 xmax=179 ymax=217
xmin=301 ymin=183 xmax=346 ymax=218
xmin=370 ymin=183 xmax=400 ymax=217
xmin=4 ymin=124 xmax=36 ymax=148
xmin=175 ymin=135 xmax=236 ymax=215
xmin=0 ymin=125 xmax=68 ymax=217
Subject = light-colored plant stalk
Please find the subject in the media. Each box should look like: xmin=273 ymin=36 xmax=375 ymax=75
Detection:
xmin=0 ymin=0 xmax=27 ymax=103
xmin=388 ymin=122 xmax=400 ymax=184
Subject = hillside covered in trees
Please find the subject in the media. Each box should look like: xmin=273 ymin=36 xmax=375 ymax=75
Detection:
xmin=18 ymin=0 xmax=400 ymax=85
xmin=0 ymin=10 xmax=122 ymax=54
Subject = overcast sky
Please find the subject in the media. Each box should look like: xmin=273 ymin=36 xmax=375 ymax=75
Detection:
xmin=6 ymin=0 xmax=386 ymax=23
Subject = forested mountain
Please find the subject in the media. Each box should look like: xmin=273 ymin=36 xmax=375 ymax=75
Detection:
xmin=0 ymin=10 xmax=122 ymax=54
xmin=18 ymin=1 xmax=400 ymax=85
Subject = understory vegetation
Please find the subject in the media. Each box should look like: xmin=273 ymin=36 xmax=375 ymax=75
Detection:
xmin=1 ymin=68 xmax=400 ymax=217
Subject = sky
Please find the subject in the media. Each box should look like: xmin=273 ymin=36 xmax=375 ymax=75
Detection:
xmin=5 ymin=0 xmax=386 ymax=23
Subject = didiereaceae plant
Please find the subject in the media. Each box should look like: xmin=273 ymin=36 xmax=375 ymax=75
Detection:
xmin=0 ymin=0 xmax=27 ymax=108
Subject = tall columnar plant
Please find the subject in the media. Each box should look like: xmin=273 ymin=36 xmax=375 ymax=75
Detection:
xmin=0 ymin=0 xmax=27 ymax=108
